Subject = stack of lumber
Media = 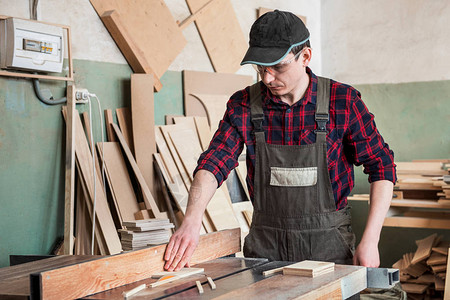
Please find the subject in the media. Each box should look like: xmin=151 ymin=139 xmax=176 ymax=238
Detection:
xmin=392 ymin=233 xmax=450 ymax=299
xmin=119 ymin=219 xmax=174 ymax=251
xmin=395 ymin=160 xmax=450 ymax=201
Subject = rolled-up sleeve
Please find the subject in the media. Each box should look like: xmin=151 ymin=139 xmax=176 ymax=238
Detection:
xmin=194 ymin=100 xmax=245 ymax=187
xmin=345 ymin=91 xmax=397 ymax=184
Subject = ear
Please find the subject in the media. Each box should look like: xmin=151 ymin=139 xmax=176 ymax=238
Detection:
xmin=301 ymin=48 xmax=312 ymax=67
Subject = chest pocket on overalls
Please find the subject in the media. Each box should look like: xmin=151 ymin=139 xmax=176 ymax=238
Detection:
xmin=270 ymin=167 xmax=317 ymax=187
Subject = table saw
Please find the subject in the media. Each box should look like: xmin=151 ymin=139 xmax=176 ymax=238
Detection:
xmin=0 ymin=229 xmax=398 ymax=299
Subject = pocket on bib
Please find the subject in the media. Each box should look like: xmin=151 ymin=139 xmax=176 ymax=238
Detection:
xmin=270 ymin=167 xmax=317 ymax=187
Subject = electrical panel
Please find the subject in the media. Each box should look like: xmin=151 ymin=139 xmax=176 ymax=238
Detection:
xmin=0 ymin=17 xmax=64 ymax=73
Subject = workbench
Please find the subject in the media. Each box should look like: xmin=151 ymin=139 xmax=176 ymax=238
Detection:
xmin=0 ymin=256 xmax=368 ymax=299
xmin=0 ymin=229 xmax=395 ymax=299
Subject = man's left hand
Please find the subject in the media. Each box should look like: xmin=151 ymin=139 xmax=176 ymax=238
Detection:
xmin=353 ymin=239 xmax=380 ymax=267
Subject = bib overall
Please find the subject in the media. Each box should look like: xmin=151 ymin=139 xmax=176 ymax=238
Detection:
xmin=243 ymin=77 xmax=355 ymax=264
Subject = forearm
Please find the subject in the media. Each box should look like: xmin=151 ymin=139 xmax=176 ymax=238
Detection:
xmin=361 ymin=180 xmax=393 ymax=244
xmin=183 ymin=170 xmax=218 ymax=227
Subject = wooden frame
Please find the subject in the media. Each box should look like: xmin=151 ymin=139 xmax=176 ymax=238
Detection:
xmin=0 ymin=16 xmax=73 ymax=81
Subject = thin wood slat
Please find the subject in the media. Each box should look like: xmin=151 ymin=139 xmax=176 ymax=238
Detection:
xmin=97 ymin=142 xmax=139 ymax=223
xmin=115 ymin=107 xmax=134 ymax=155
xmin=112 ymin=123 xmax=164 ymax=219
xmin=30 ymin=229 xmax=240 ymax=300
xmin=443 ymin=247 xmax=450 ymax=299
xmin=194 ymin=116 xmax=212 ymax=151
xmin=63 ymin=83 xmax=76 ymax=255
xmin=63 ymin=108 xmax=122 ymax=255
xmin=104 ymin=109 xmax=117 ymax=142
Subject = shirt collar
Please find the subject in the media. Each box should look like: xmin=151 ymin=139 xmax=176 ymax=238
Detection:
xmin=261 ymin=67 xmax=318 ymax=107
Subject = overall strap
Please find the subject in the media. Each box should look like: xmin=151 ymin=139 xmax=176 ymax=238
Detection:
xmin=315 ymin=76 xmax=331 ymax=144
xmin=249 ymin=82 xmax=265 ymax=142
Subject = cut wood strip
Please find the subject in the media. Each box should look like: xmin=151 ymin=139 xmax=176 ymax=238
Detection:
xmin=131 ymin=74 xmax=156 ymax=196
xmin=194 ymin=116 xmax=212 ymax=151
xmin=154 ymin=158 xmax=178 ymax=229
xmin=185 ymin=0 xmax=247 ymax=73
xmin=149 ymin=268 xmax=205 ymax=288
xmin=411 ymin=234 xmax=438 ymax=264
xmin=30 ymin=228 xmax=240 ymax=300
xmin=104 ymin=109 xmax=117 ymax=142
xmin=63 ymin=84 xmax=76 ymax=255
xmin=112 ymin=123 xmax=164 ymax=219
xmin=384 ymin=216 xmax=450 ymax=230
xmin=62 ymin=108 xmax=121 ymax=255
xmin=427 ymin=252 xmax=447 ymax=266
xmin=160 ymin=125 xmax=191 ymax=190
xmin=97 ymin=142 xmax=139 ymax=223
xmin=178 ymin=0 xmax=214 ymax=30
xmin=90 ymin=0 xmax=185 ymax=83
xmin=401 ymin=283 xmax=429 ymax=294
xmin=116 ymin=107 xmax=134 ymax=155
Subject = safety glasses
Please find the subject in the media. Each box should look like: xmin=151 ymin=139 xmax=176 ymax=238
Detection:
xmin=253 ymin=49 xmax=305 ymax=76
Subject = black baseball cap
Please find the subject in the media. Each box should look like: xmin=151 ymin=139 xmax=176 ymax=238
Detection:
xmin=241 ymin=10 xmax=310 ymax=66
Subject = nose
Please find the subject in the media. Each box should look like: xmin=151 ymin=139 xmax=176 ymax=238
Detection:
xmin=261 ymin=69 xmax=275 ymax=84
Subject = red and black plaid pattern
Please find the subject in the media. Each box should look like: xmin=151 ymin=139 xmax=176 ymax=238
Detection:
xmin=195 ymin=68 xmax=396 ymax=210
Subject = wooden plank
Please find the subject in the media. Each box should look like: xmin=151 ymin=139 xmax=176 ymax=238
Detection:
xmin=97 ymin=142 xmax=139 ymax=222
xmin=111 ymin=123 xmax=164 ymax=218
xmin=401 ymin=283 xmax=429 ymax=294
xmin=63 ymin=83 xmax=76 ymax=255
xmin=183 ymin=70 xmax=253 ymax=119
xmin=185 ymin=0 xmax=247 ymax=73
xmin=444 ymin=247 xmax=450 ymax=299
xmin=30 ymin=229 xmax=240 ymax=300
xmin=154 ymin=156 xmax=179 ymax=229
xmin=283 ymin=261 xmax=335 ymax=277
xmin=90 ymin=0 xmax=185 ymax=81
xmin=149 ymin=268 xmax=205 ymax=288
xmin=384 ymin=216 xmax=450 ymax=230
xmin=115 ymin=107 xmax=134 ymax=155
xmin=194 ymin=116 xmax=212 ymax=151
xmin=63 ymin=109 xmax=122 ymax=255
xmin=131 ymin=74 xmax=156 ymax=196
xmin=99 ymin=10 xmax=162 ymax=92
xmin=104 ymin=109 xmax=117 ymax=142
xmin=411 ymin=234 xmax=438 ymax=264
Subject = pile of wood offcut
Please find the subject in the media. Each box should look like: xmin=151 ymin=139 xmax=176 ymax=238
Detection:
xmin=119 ymin=219 xmax=174 ymax=251
xmin=393 ymin=233 xmax=449 ymax=299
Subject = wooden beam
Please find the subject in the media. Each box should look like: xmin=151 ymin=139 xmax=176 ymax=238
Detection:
xmin=100 ymin=10 xmax=162 ymax=92
xmin=30 ymin=229 xmax=240 ymax=300
xmin=111 ymin=123 xmax=164 ymax=218
xmin=63 ymin=83 xmax=76 ymax=255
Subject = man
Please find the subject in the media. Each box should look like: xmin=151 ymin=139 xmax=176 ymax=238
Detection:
xmin=164 ymin=10 xmax=396 ymax=271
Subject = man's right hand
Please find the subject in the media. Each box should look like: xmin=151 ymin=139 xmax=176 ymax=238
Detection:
xmin=163 ymin=220 xmax=202 ymax=271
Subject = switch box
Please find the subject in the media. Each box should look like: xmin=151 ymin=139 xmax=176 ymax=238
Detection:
xmin=0 ymin=17 xmax=64 ymax=73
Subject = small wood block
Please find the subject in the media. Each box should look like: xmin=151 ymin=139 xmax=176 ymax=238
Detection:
xmin=149 ymin=267 xmax=205 ymax=288
xmin=207 ymin=276 xmax=216 ymax=290
xmin=401 ymin=283 xmax=429 ymax=294
xmin=262 ymin=266 xmax=284 ymax=276
xmin=283 ymin=260 xmax=335 ymax=277
xmin=427 ymin=252 xmax=447 ymax=265
xmin=411 ymin=233 xmax=438 ymax=264
xmin=196 ymin=280 xmax=204 ymax=294
xmin=123 ymin=283 xmax=146 ymax=299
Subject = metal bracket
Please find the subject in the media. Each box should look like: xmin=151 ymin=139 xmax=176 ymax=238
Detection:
xmin=366 ymin=268 xmax=399 ymax=289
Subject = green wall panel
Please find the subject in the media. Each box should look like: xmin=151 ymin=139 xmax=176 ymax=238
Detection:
xmin=0 ymin=60 xmax=182 ymax=268
xmin=350 ymin=80 xmax=450 ymax=267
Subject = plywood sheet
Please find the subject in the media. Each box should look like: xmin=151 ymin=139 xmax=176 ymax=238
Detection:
xmin=183 ymin=70 xmax=253 ymax=119
xmin=194 ymin=116 xmax=212 ymax=151
xmin=185 ymin=0 xmax=247 ymax=73
xmin=90 ymin=0 xmax=186 ymax=79
xmin=131 ymin=74 xmax=156 ymax=196
xmin=191 ymin=93 xmax=229 ymax=133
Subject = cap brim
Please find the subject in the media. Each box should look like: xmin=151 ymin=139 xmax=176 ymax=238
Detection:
xmin=240 ymin=46 xmax=290 ymax=66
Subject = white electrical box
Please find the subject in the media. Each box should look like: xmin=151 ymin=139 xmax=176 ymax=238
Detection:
xmin=0 ymin=17 xmax=64 ymax=73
